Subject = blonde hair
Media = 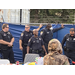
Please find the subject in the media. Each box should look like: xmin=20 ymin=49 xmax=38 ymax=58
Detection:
xmin=48 ymin=39 xmax=62 ymax=54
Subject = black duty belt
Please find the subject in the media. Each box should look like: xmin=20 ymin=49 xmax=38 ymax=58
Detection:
xmin=32 ymin=50 xmax=39 ymax=53
xmin=23 ymin=44 xmax=27 ymax=47
xmin=32 ymin=49 xmax=43 ymax=53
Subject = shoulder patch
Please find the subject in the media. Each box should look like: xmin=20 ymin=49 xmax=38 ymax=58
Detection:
xmin=28 ymin=39 xmax=31 ymax=42
xmin=40 ymin=31 xmax=43 ymax=35
xmin=21 ymin=33 xmax=23 ymax=36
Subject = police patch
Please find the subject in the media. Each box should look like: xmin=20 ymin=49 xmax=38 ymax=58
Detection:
xmin=40 ymin=31 xmax=43 ymax=35
xmin=21 ymin=33 xmax=23 ymax=36
xmin=8 ymin=32 xmax=10 ymax=34
xmin=28 ymin=39 xmax=31 ymax=42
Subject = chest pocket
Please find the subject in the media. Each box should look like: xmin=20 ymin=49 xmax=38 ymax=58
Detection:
xmin=2 ymin=33 xmax=11 ymax=41
xmin=66 ymin=37 xmax=75 ymax=48
xmin=25 ymin=32 xmax=32 ymax=38
xmin=33 ymin=39 xmax=40 ymax=44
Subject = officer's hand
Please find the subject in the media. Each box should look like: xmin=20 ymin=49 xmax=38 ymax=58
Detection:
xmin=61 ymin=24 xmax=64 ymax=28
xmin=39 ymin=24 xmax=43 ymax=28
xmin=8 ymin=42 xmax=13 ymax=47
xmin=20 ymin=46 xmax=23 ymax=51
xmin=45 ymin=52 xmax=47 ymax=55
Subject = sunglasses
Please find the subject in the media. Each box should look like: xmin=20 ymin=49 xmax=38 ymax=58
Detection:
xmin=6 ymin=27 xmax=9 ymax=28
xmin=25 ymin=27 xmax=29 ymax=28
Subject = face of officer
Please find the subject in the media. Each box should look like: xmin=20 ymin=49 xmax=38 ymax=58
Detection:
xmin=25 ymin=25 xmax=30 ymax=32
xmin=33 ymin=29 xmax=38 ymax=36
xmin=70 ymin=28 xmax=75 ymax=36
xmin=46 ymin=24 xmax=52 ymax=30
xmin=2 ymin=24 xmax=9 ymax=32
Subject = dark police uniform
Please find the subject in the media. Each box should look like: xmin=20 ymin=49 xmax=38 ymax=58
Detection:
xmin=0 ymin=30 xmax=15 ymax=63
xmin=62 ymin=34 xmax=75 ymax=61
xmin=20 ymin=30 xmax=33 ymax=61
xmin=40 ymin=27 xmax=63 ymax=53
xmin=28 ymin=36 xmax=44 ymax=57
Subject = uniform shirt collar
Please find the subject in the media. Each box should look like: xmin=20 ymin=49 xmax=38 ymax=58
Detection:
xmin=2 ymin=30 xmax=8 ymax=33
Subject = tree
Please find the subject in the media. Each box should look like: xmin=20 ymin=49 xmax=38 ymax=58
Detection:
xmin=30 ymin=9 xmax=75 ymax=23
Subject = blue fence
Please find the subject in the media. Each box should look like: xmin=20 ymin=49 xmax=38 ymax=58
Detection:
xmin=0 ymin=22 xmax=75 ymax=62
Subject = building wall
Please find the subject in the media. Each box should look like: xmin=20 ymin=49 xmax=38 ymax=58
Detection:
xmin=0 ymin=9 xmax=30 ymax=24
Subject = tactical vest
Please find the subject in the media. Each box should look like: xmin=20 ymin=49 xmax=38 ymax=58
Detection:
xmin=66 ymin=37 xmax=75 ymax=50
xmin=43 ymin=29 xmax=53 ymax=44
xmin=22 ymin=31 xmax=33 ymax=45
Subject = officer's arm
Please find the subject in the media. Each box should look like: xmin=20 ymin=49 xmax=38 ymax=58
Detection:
xmin=27 ymin=38 xmax=32 ymax=53
xmin=19 ymin=32 xmax=24 ymax=50
xmin=10 ymin=37 xmax=14 ymax=44
xmin=0 ymin=39 xmax=10 ymax=45
xmin=8 ymin=37 xmax=15 ymax=47
xmin=27 ymin=46 xmax=30 ymax=54
xmin=61 ymin=35 xmax=66 ymax=47
xmin=0 ymin=33 xmax=10 ymax=45
xmin=10 ymin=32 xmax=14 ymax=44
xmin=42 ymin=45 xmax=47 ymax=55
xmin=41 ymin=38 xmax=47 ymax=54
xmin=19 ymin=40 xmax=23 ymax=50
xmin=36 ymin=24 xmax=43 ymax=31
xmin=53 ymin=24 xmax=64 ymax=33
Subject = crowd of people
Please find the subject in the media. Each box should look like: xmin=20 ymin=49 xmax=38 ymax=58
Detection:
xmin=0 ymin=23 xmax=75 ymax=65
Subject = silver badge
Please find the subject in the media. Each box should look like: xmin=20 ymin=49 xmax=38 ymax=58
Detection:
xmin=67 ymin=38 xmax=69 ymax=41
xmin=47 ymin=32 xmax=49 ymax=34
xmin=33 ymin=41 xmax=35 ymax=43
xmin=4 ymin=33 xmax=6 ymax=36
xmin=39 ymin=38 xmax=41 ymax=40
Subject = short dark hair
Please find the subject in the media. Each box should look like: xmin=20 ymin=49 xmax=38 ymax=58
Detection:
xmin=2 ymin=24 xmax=8 ymax=29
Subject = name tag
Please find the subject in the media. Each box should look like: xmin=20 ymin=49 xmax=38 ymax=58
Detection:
xmin=26 ymin=35 xmax=28 ymax=36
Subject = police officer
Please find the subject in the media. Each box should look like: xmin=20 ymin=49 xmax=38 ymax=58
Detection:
xmin=27 ymin=29 xmax=47 ymax=56
xmin=62 ymin=28 xmax=75 ymax=62
xmin=40 ymin=23 xmax=64 ymax=53
xmin=19 ymin=24 xmax=43 ymax=61
xmin=0 ymin=24 xmax=15 ymax=63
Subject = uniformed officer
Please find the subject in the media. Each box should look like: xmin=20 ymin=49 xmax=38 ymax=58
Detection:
xmin=40 ymin=23 xmax=64 ymax=53
xmin=0 ymin=24 xmax=15 ymax=63
xmin=62 ymin=28 xmax=75 ymax=62
xmin=19 ymin=24 xmax=43 ymax=61
xmin=27 ymin=29 xmax=47 ymax=56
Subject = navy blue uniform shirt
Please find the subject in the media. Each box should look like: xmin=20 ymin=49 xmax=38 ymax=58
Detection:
xmin=20 ymin=30 xmax=33 ymax=45
xmin=28 ymin=36 xmax=44 ymax=50
xmin=40 ymin=27 xmax=62 ymax=44
xmin=62 ymin=34 xmax=75 ymax=50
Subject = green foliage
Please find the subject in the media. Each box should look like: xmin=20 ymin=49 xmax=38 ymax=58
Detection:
xmin=30 ymin=9 xmax=75 ymax=23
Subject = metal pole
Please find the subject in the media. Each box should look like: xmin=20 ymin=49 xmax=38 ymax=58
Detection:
xmin=20 ymin=9 xmax=22 ymax=25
